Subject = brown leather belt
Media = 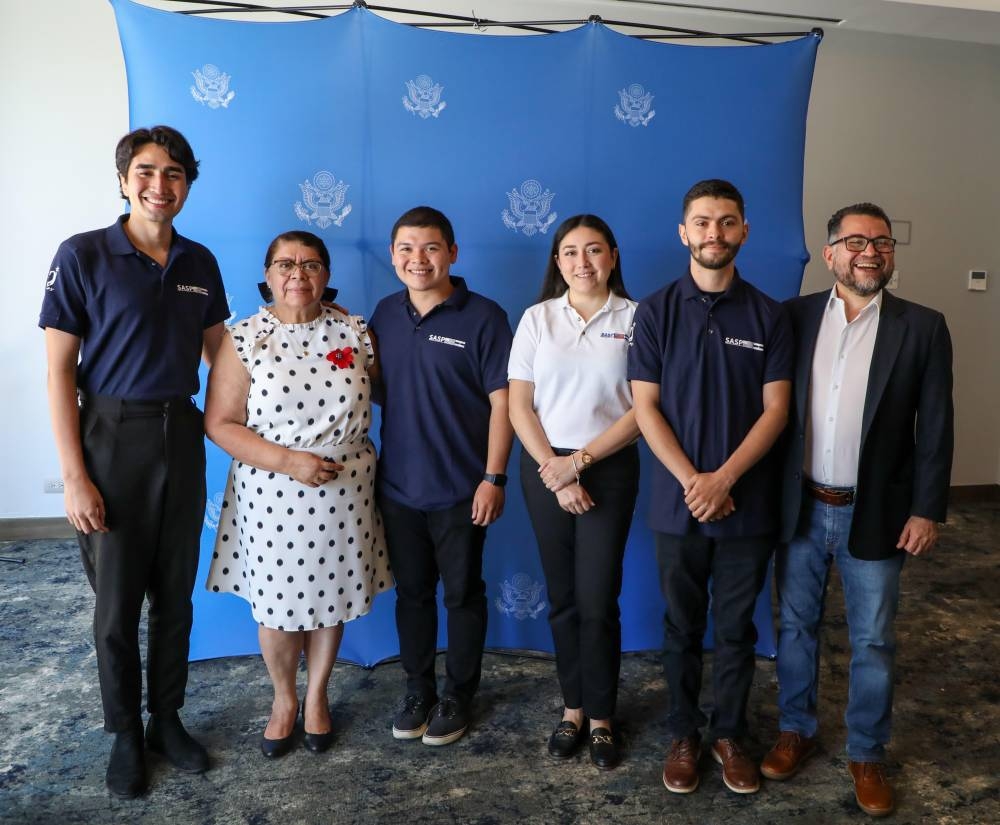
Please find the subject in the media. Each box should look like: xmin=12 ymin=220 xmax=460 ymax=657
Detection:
xmin=805 ymin=481 xmax=855 ymax=506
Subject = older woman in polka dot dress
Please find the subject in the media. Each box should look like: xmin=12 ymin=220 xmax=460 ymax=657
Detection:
xmin=205 ymin=230 xmax=391 ymax=758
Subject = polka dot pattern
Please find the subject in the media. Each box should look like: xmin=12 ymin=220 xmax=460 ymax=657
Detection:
xmin=207 ymin=307 xmax=391 ymax=629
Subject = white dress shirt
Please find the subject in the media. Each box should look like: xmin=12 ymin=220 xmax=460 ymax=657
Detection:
xmin=508 ymin=292 xmax=636 ymax=448
xmin=805 ymin=287 xmax=882 ymax=487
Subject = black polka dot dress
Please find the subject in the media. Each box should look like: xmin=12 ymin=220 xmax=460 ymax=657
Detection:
xmin=206 ymin=307 xmax=392 ymax=631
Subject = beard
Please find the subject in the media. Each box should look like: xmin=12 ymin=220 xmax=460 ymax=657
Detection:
xmin=834 ymin=260 xmax=892 ymax=297
xmin=690 ymin=240 xmax=741 ymax=271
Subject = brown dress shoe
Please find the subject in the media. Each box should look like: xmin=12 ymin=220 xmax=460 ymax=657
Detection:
xmin=711 ymin=738 xmax=760 ymax=794
xmin=662 ymin=736 xmax=701 ymax=794
xmin=848 ymin=760 xmax=895 ymax=817
xmin=760 ymin=731 xmax=817 ymax=780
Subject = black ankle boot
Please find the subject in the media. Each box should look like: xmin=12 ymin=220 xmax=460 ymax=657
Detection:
xmin=106 ymin=727 xmax=146 ymax=798
xmin=145 ymin=710 xmax=209 ymax=773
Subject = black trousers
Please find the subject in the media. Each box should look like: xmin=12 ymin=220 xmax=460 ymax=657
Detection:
xmin=520 ymin=445 xmax=639 ymax=720
xmin=378 ymin=494 xmax=487 ymax=707
xmin=654 ymin=531 xmax=773 ymax=742
xmin=78 ymin=395 xmax=206 ymax=732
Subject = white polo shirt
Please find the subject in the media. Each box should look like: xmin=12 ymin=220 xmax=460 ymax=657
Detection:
xmin=508 ymin=292 xmax=637 ymax=449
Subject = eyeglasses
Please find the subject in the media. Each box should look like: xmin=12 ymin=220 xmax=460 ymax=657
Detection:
xmin=268 ymin=259 xmax=326 ymax=276
xmin=829 ymin=235 xmax=896 ymax=254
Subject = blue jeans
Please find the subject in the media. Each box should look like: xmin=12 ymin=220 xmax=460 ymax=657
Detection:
xmin=775 ymin=498 xmax=903 ymax=762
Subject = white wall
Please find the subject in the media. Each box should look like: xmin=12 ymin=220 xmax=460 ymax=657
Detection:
xmin=2 ymin=2 xmax=997 ymax=519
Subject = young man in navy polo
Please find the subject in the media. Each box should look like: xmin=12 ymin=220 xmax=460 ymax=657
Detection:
xmin=629 ymin=179 xmax=792 ymax=796
xmin=370 ymin=206 xmax=513 ymax=746
xmin=40 ymin=126 xmax=228 ymax=798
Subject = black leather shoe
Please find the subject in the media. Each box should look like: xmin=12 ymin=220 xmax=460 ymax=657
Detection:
xmin=145 ymin=710 xmax=209 ymax=773
xmin=548 ymin=720 xmax=586 ymax=758
xmin=260 ymin=704 xmax=297 ymax=759
xmin=106 ymin=728 xmax=146 ymax=799
xmin=260 ymin=730 xmax=295 ymax=758
xmin=303 ymin=697 xmax=334 ymax=754
xmin=589 ymin=726 xmax=621 ymax=771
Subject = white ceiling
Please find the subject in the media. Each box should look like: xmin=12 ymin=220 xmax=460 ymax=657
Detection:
xmin=141 ymin=0 xmax=1000 ymax=45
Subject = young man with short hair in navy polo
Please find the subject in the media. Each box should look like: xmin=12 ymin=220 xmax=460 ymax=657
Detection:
xmin=40 ymin=126 xmax=228 ymax=798
xmin=370 ymin=206 xmax=514 ymax=745
xmin=628 ymin=179 xmax=793 ymax=796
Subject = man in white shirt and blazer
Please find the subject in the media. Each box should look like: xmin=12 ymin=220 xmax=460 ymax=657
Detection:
xmin=762 ymin=202 xmax=953 ymax=818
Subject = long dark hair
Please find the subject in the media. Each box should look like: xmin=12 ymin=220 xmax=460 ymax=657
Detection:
xmin=537 ymin=214 xmax=631 ymax=302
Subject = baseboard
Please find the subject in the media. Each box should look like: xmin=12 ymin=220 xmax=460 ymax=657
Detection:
xmin=949 ymin=484 xmax=1000 ymax=504
xmin=0 ymin=517 xmax=75 ymax=541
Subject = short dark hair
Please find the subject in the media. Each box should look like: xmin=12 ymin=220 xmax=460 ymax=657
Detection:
xmin=538 ymin=214 xmax=631 ymax=302
xmin=115 ymin=125 xmax=200 ymax=199
xmin=681 ymin=179 xmax=745 ymax=220
xmin=827 ymin=203 xmax=892 ymax=242
xmin=263 ymin=230 xmax=331 ymax=270
xmin=390 ymin=206 xmax=455 ymax=248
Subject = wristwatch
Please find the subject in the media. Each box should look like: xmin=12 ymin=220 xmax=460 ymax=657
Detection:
xmin=578 ymin=450 xmax=594 ymax=470
xmin=483 ymin=473 xmax=508 ymax=487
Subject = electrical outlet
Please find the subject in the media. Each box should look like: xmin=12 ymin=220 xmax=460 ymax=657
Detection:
xmin=887 ymin=270 xmax=900 ymax=290
xmin=43 ymin=478 xmax=64 ymax=494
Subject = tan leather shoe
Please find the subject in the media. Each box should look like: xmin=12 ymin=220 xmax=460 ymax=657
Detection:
xmin=848 ymin=761 xmax=895 ymax=817
xmin=662 ymin=736 xmax=701 ymax=794
xmin=760 ymin=731 xmax=817 ymax=780
xmin=711 ymin=738 xmax=760 ymax=794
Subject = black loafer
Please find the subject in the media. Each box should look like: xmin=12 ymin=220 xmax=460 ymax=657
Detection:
xmin=589 ymin=726 xmax=621 ymax=771
xmin=106 ymin=728 xmax=146 ymax=799
xmin=145 ymin=710 xmax=209 ymax=773
xmin=548 ymin=720 xmax=586 ymax=758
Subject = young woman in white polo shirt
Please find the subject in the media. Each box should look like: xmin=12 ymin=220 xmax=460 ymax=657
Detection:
xmin=508 ymin=214 xmax=640 ymax=770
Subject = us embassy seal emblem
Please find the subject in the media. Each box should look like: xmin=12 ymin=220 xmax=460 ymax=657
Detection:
xmin=614 ymin=83 xmax=655 ymax=128
xmin=294 ymin=171 xmax=353 ymax=229
xmin=495 ymin=573 xmax=547 ymax=620
xmin=191 ymin=64 xmax=235 ymax=109
xmin=502 ymin=179 xmax=558 ymax=237
xmin=403 ymin=74 xmax=446 ymax=119
xmin=204 ymin=491 xmax=224 ymax=531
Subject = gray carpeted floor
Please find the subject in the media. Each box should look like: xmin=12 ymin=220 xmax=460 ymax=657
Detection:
xmin=2 ymin=501 xmax=998 ymax=824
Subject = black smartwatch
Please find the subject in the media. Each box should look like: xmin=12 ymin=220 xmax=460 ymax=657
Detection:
xmin=483 ymin=473 xmax=508 ymax=487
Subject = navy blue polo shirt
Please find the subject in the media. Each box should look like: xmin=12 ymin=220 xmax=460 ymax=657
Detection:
xmin=628 ymin=270 xmax=793 ymax=537
xmin=370 ymin=276 xmax=512 ymax=511
xmin=38 ymin=215 xmax=229 ymax=401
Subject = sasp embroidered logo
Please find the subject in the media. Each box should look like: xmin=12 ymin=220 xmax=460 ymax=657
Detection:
xmin=724 ymin=336 xmax=764 ymax=352
xmin=428 ymin=334 xmax=466 ymax=349
xmin=177 ymin=284 xmax=209 ymax=296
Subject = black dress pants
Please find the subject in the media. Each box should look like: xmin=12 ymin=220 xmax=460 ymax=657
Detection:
xmin=654 ymin=531 xmax=773 ymax=742
xmin=78 ymin=395 xmax=206 ymax=732
xmin=520 ymin=445 xmax=639 ymax=720
xmin=378 ymin=494 xmax=487 ymax=707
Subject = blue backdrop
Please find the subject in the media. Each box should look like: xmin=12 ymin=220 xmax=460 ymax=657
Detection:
xmin=111 ymin=0 xmax=818 ymax=665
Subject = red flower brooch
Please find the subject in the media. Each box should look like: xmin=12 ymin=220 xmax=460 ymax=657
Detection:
xmin=325 ymin=346 xmax=355 ymax=369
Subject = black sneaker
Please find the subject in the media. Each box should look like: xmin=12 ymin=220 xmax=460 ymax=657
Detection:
xmin=392 ymin=694 xmax=434 ymax=740
xmin=422 ymin=697 xmax=467 ymax=746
